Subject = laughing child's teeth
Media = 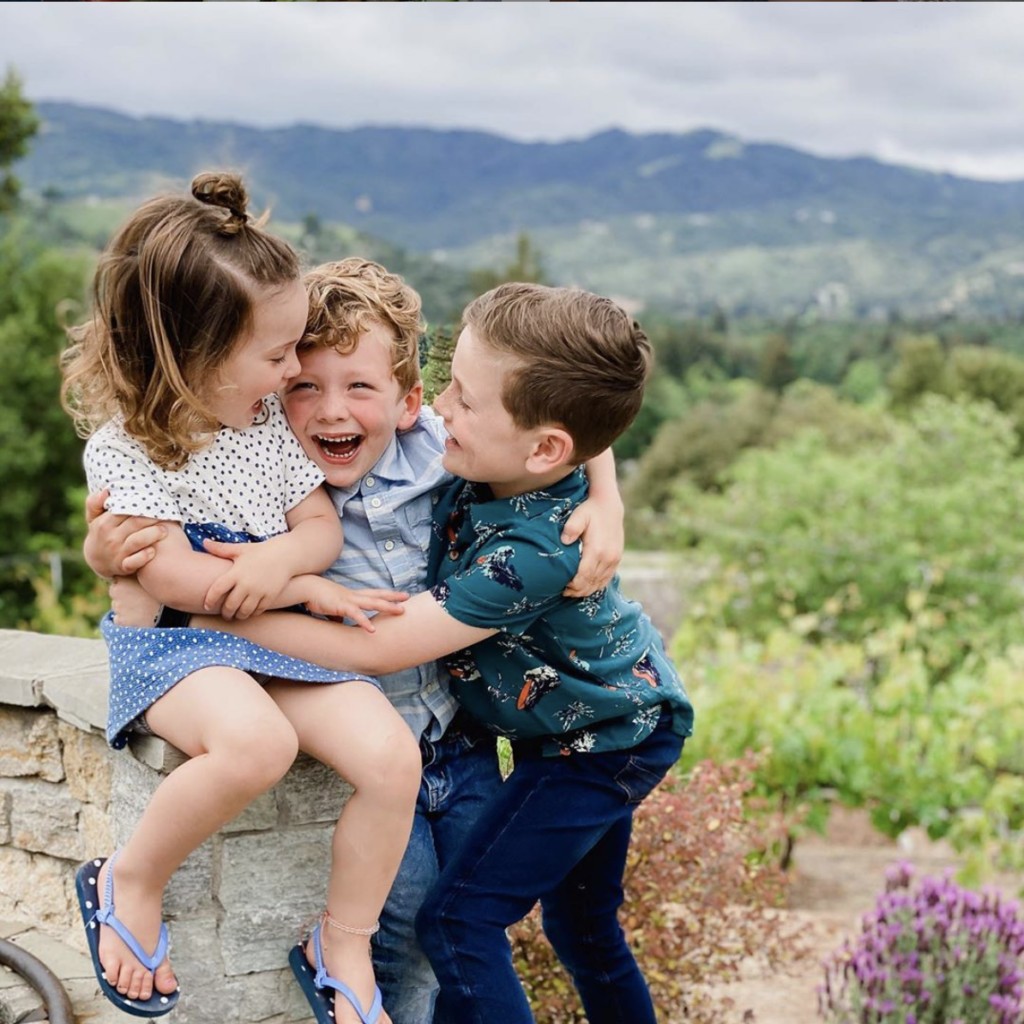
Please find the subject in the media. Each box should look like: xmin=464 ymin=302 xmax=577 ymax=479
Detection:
xmin=315 ymin=434 xmax=362 ymax=459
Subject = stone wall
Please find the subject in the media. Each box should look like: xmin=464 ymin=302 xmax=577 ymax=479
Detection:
xmin=0 ymin=628 xmax=347 ymax=1024
xmin=0 ymin=555 xmax=690 ymax=1022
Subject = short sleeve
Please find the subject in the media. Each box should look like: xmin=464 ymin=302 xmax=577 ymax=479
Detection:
xmin=431 ymin=530 xmax=580 ymax=634
xmin=268 ymin=396 xmax=325 ymax=511
xmin=85 ymin=430 xmax=184 ymax=521
xmin=419 ymin=405 xmax=449 ymax=451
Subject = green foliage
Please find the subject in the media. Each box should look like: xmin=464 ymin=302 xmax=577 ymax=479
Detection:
xmin=421 ymin=325 xmax=455 ymax=405
xmin=624 ymin=379 xmax=888 ymax=543
xmin=0 ymin=226 xmax=91 ymax=627
xmin=511 ymin=754 xmax=799 ymax=1023
xmin=0 ymin=66 xmax=39 ymax=212
xmin=669 ymin=396 xmax=1024 ymax=669
xmin=675 ymin=627 xmax=1024 ymax=873
xmin=468 ymin=232 xmax=548 ymax=295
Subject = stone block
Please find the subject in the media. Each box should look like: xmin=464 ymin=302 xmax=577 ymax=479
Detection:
xmin=218 ymin=828 xmax=332 ymax=975
xmin=58 ymin=720 xmax=113 ymax=804
xmin=237 ymin=967 xmax=310 ymax=1024
xmin=276 ymin=755 xmax=353 ymax=826
xmin=2 ymin=777 xmax=85 ymax=860
xmin=0 ymin=630 xmax=108 ymax=730
xmin=223 ymin=790 xmax=279 ymax=833
xmin=0 ymin=707 xmax=63 ymax=782
xmin=0 ymin=848 xmax=75 ymax=931
xmin=163 ymin=843 xmax=214 ymax=917
xmin=127 ymin=733 xmax=189 ymax=774
xmin=78 ymin=802 xmax=114 ymax=861
xmin=0 ymin=788 xmax=9 ymax=846
xmin=110 ymin=752 xmax=161 ymax=846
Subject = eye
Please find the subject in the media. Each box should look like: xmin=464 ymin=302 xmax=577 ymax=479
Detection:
xmin=285 ymin=380 xmax=316 ymax=393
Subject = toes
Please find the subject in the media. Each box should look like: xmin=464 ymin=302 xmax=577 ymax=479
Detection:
xmin=154 ymin=961 xmax=178 ymax=995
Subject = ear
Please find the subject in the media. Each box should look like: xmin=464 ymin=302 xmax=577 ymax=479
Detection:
xmin=525 ymin=426 xmax=575 ymax=473
xmin=397 ymin=382 xmax=424 ymax=431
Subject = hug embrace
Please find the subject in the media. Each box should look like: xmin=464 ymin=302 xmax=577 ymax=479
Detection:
xmin=62 ymin=171 xmax=694 ymax=1024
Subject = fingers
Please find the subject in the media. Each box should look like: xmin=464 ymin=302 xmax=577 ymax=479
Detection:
xmin=202 ymin=538 xmax=243 ymax=559
xmin=85 ymin=489 xmax=109 ymax=525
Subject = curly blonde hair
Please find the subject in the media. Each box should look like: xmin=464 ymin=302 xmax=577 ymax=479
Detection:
xmin=302 ymin=258 xmax=423 ymax=395
xmin=61 ymin=171 xmax=300 ymax=469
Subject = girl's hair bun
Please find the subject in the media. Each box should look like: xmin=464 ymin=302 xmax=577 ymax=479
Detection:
xmin=192 ymin=171 xmax=248 ymax=234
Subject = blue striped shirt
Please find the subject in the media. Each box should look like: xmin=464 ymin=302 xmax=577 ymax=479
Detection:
xmin=324 ymin=406 xmax=459 ymax=741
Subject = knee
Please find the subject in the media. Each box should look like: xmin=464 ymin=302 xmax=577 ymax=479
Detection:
xmin=358 ymin=726 xmax=422 ymax=809
xmin=217 ymin=713 xmax=298 ymax=791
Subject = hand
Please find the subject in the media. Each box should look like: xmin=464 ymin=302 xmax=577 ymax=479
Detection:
xmin=200 ymin=538 xmax=293 ymax=620
xmin=297 ymin=575 xmax=409 ymax=633
xmin=83 ymin=489 xmax=167 ymax=578
xmin=110 ymin=576 xmax=162 ymax=627
xmin=561 ymin=497 xmax=624 ymax=598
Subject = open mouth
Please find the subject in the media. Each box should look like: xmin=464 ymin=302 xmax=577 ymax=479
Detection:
xmin=314 ymin=433 xmax=364 ymax=463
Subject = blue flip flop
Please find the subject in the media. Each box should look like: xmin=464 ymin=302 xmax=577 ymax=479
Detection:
xmin=75 ymin=854 xmax=179 ymax=1018
xmin=288 ymin=922 xmax=382 ymax=1024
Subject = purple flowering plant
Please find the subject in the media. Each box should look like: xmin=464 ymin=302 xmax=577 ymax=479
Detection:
xmin=819 ymin=862 xmax=1024 ymax=1024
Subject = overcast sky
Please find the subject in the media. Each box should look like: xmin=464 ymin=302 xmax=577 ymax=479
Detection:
xmin=3 ymin=2 xmax=1023 ymax=182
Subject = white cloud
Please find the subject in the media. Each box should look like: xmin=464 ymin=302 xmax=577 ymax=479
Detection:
xmin=2 ymin=2 xmax=1024 ymax=180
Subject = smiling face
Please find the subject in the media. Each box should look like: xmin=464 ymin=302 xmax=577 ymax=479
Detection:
xmin=206 ymin=279 xmax=307 ymax=430
xmin=433 ymin=325 xmax=550 ymax=498
xmin=281 ymin=321 xmax=422 ymax=488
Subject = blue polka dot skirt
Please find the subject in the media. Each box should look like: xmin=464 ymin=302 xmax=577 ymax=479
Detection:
xmin=100 ymin=612 xmax=373 ymax=749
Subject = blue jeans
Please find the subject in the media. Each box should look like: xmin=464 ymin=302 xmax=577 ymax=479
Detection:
xmin=415 ymin=711 xmax=685 ymax=1024
xmin=372 ymin=717 xmax=504 ymax=1024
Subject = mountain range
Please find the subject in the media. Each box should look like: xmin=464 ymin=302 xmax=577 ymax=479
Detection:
xmin=18 ymin=101 xmax=1024 ymax=320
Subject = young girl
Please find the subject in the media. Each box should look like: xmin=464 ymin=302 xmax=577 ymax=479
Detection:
xmin=61 ymin=172 xmax=420 ymax=1024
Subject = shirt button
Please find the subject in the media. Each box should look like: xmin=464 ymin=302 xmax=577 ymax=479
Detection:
xmin=384 ymin=540 xmax=395 ymax=552
xmin=365 ymin=476 xmax=376 ymax=488
xmin=371 ymin=497 xmax=383 ymax=508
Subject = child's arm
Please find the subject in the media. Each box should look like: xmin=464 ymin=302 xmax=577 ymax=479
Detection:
xmin=200 ymin=486 xmax=343 ymax=618
xmin=185 ymin=584 xmax=494 ymax=677
xmin=562 ymin=448 xmax=625 ymax=597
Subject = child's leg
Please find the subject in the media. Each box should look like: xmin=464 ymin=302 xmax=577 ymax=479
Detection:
xmin=267 ymin=679 xmax=421 ymax=1024
xmin=539 ymin=815 xmax=656 ymax=1024
xmin=374 ymin=723 xmax=504 ymax=1024
xmin=415 ymin=716 xmax=683 ymax=1024
xmin=98 ymin=668 xmax=299 ymax=1004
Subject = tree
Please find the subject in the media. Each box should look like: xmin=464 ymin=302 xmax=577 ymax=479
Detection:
xmin=0 ymin=67 xmax=39 ymax=212
xmin=469 ymin=232 xmax=548 ymax=294
xmin=421 ymin=325 xmax=455 ymax=404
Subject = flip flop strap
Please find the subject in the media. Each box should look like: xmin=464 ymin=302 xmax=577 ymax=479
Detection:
xmin=93 ymin=904 xmax=170 ymax=972
xmin=94 ymin=851 xmax=169 ymax=972
xmin=310 ymin=924 xmax=382 ymax=1024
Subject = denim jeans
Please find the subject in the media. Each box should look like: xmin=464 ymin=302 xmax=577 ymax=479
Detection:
xmin=371 ymin=717 xmax=504 ymax=1024
xmin=415 ymin=710 xmax=685 ymax=1024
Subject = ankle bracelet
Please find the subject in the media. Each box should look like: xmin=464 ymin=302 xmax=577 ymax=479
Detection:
xmin=323 ymin=910 xmax=380 ymax=936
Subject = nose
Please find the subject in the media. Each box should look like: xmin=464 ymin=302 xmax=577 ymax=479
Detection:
xmin=281 ymin=345 xmax=302 ymax=382
xmin=433 ymin=385 xmax=451 ymax=421
xmin=316 ymin=388 xmax=351 ymax=423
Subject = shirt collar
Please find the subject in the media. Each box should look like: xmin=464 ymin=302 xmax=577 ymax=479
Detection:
xmin=459 ymin=466 xmax=587 ymax=532
xmin=327 ymin=426 xmax=425 ymax=504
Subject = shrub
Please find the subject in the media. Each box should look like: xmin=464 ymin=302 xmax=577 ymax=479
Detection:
xmin=820 ymin=863 xmax=1024 ymax=1024
xmin=510 ymin=752 xmax=802 ymax=1023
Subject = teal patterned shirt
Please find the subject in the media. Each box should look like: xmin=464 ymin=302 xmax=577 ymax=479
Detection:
xmin=428 ymin=467 xmax=694 ymax=756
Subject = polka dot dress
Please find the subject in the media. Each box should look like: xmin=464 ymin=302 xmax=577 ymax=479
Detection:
xmin=101 ymin=613 xmax=368 ymax=749
xmin=85 ymin=396 xmax=370 ymax=750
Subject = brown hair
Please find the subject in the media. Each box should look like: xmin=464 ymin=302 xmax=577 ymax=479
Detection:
xmin=301 ymin=258 xmax=423 ymax=395
xmin=61 ymin=171 xmax=300 ymax=469
xmin=461 ymin=283 xmax=652 ymax=462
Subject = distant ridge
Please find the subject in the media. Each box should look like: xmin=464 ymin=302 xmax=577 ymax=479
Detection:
xmin=19 ymin=102 xmax=1024 ymax=318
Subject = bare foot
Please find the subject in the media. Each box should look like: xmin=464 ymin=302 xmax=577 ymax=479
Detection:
xmin=95 ymin=856 xmax=178 ymax=1003
xmin=306 ymin=924 xmax=385 ymax=1024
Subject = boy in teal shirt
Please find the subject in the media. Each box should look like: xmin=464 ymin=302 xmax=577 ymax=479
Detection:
xmin=179 ymin=281 xmax=693 ymax=1023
